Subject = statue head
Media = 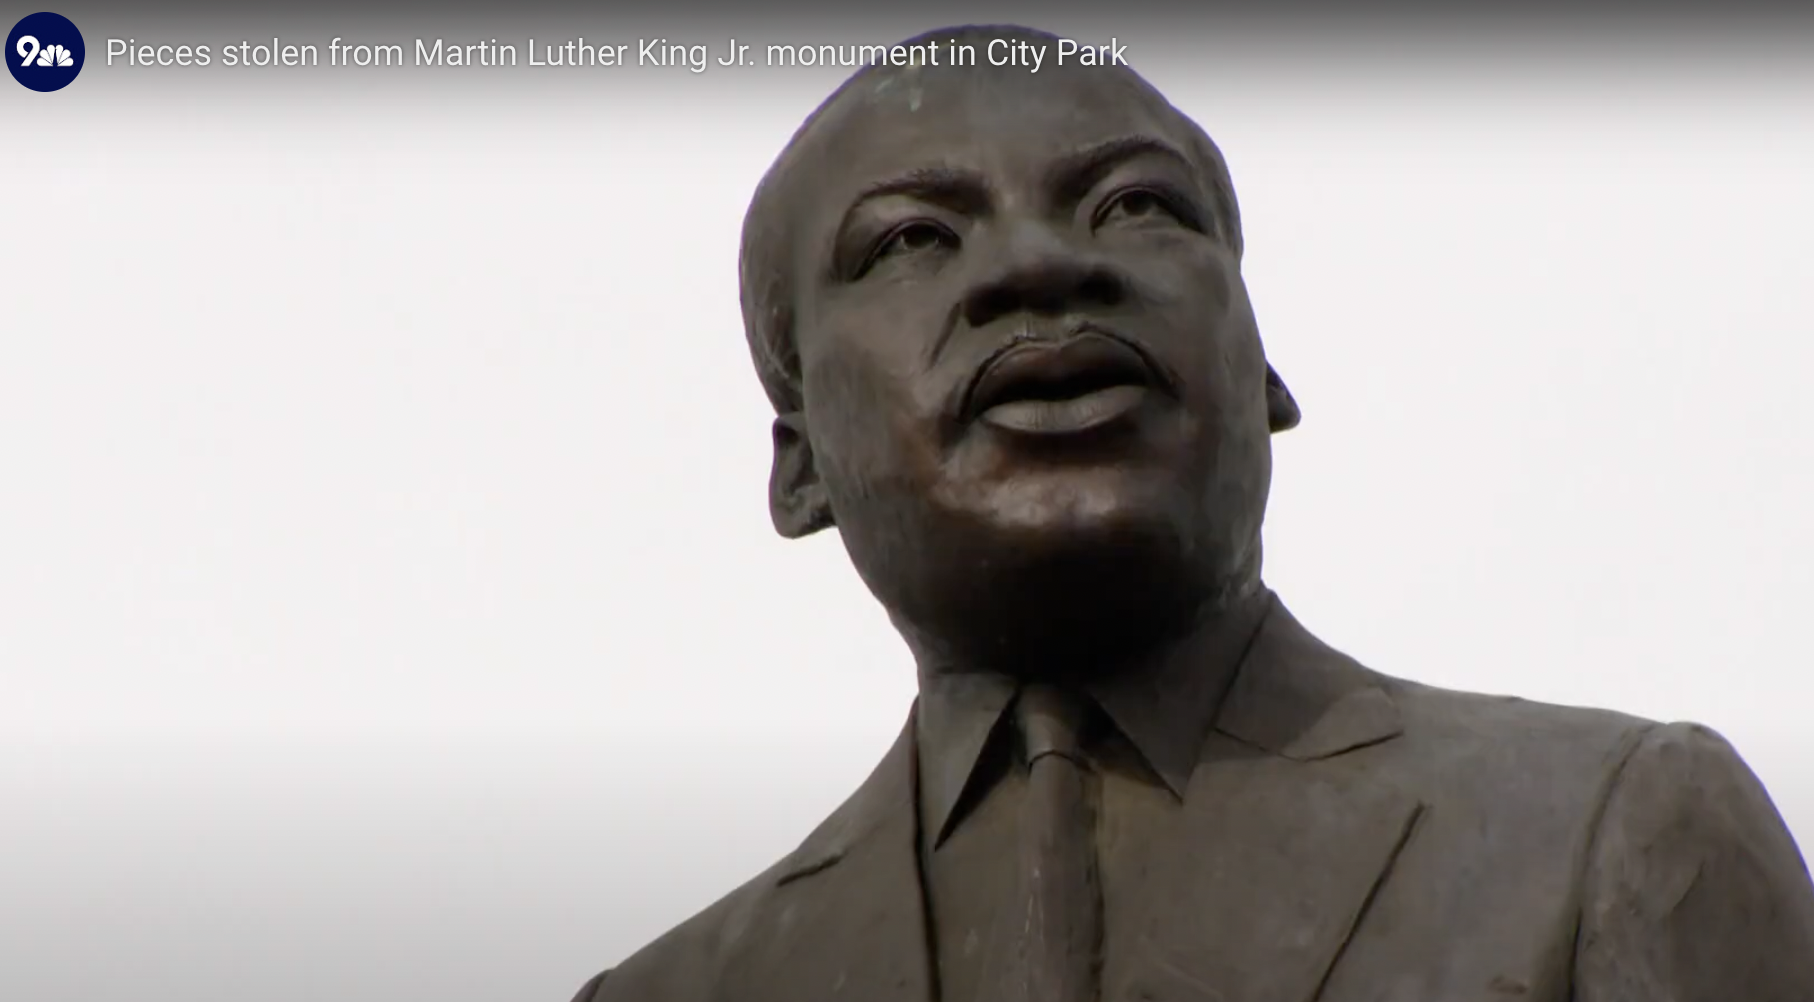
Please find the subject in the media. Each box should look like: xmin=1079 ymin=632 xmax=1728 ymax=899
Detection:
xmin=740 ymin=24 xmax=1300 ymax=673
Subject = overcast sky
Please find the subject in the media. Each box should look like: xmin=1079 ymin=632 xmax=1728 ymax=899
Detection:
xmin=3 ymin=7 xmax=1811 ymax=1002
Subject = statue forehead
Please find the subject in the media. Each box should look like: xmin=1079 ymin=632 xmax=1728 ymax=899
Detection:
xmin=806 ymin=60 xmax=1180 ymax=174
xmin=759 ymin=61 xmax=1202 ymax=260
xmin=743 ymin=50 xmax=1242 ymax=324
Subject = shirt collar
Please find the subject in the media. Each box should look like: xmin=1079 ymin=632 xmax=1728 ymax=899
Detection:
xmin=915 ymin=586 xmax=1276 ymax=849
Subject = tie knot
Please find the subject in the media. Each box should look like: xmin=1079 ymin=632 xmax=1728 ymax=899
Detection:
xmin=1016 ymin=684 xmax=1088 ymax=765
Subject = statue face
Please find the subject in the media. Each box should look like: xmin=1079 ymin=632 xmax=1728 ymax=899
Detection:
xmin=773 ymin=58 xmax=1285 ymax=666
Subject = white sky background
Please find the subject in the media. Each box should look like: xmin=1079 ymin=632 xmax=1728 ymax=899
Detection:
xmin=2 ymin=17 xmax=1811 ymax=1002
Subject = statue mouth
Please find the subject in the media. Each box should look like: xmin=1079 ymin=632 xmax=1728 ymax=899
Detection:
xmin=961 ymin=328 xmax=1168 ymax=436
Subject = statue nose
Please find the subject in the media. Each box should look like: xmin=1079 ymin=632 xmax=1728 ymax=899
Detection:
xmin=961 ymin=222 xmax=1127 ymax=330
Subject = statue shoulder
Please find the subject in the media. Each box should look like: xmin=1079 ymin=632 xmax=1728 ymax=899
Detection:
xmin=1388 ymin=675 xmax=1655 ymax=750
xmin=573 ymin=857 xmax=790 ymax=1002
xmin=1371 ymin=673 xmax=1661 ymax=802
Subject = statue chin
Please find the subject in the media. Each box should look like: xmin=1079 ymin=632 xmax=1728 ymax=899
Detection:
xmin=832 ymin=466 xmax=1222 ymax=666
xmin=882 ymin=513 xmax=1210 ymax=670
xmin=947 ymin=460 xmax=1194 ymax=543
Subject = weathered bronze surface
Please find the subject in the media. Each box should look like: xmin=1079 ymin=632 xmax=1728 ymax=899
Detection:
xmin=570 ymin=24 xmax=1814 ymax=1002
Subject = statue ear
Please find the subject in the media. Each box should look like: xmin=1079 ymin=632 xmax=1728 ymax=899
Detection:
xmin=1266 ymin=363 xmax=1301 ymax=433
xmin=769 ymin=411 xmax=834 ymax=538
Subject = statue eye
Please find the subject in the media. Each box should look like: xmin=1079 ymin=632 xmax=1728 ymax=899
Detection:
xmin=1095 ymin=187 xmax=1187 ymax=229
xmin=864 ymin=221 xmax=958 ymax=273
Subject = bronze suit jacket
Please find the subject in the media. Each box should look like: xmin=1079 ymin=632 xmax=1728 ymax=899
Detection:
xmin=571 ymin=600 xmax=1814 ymax=1001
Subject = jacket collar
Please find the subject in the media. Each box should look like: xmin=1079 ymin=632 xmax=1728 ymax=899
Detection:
xmin=773 ymin=591 xmax=1405 ymax=886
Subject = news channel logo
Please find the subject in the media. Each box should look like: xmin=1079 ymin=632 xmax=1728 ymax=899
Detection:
xmin=8 ymin=12 xmax=85 ymax=92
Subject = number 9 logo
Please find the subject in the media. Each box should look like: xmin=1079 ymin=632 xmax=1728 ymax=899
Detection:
xmin=7 ymin=14 xmax=85 ymax=92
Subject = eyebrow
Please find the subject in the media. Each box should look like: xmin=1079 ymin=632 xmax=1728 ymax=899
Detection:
xmin=1045 ymin=135 xmax=1195 ymax=204
xmin=832 ymin=134 xmax=1197 ymax=246
xmin=847 ymin=166 xmax=993 ymax=218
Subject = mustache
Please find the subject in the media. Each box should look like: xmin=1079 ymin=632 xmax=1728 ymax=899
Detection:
xmin=954 ymin=320 xmax=1183 ymax=423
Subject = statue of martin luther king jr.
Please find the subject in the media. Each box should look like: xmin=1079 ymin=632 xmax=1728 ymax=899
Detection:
xmin=570 ymin=23 xmax=1814 ymax=1002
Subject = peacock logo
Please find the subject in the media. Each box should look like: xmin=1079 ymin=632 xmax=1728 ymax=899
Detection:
xmin=8 ymin=12 xmax=85 ymax=92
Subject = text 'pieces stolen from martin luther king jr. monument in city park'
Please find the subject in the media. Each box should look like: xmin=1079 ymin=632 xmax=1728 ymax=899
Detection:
xmin=105 ymin=33 xmax=1128 ymax=73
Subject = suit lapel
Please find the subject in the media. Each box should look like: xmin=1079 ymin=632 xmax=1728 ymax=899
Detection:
xmin=719 ymin=707 xmax=935 ymax=1002
xmin=716 ymin=599 xmax=1422 ymax=1002
xmin=1122 ymin=599 xmax=1427 ymax=1002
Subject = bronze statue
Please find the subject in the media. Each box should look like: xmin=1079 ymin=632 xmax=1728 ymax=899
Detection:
xmin=570 ymin=23 xmax=1814 ymax=1001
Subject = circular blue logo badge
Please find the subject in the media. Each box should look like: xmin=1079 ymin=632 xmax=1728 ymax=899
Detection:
xmin=8 ymin=12 xmax=85 ymax=92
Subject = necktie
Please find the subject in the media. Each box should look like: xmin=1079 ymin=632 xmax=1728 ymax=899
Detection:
xmin=1001 ymin=683 xmax=1101 ymax=1002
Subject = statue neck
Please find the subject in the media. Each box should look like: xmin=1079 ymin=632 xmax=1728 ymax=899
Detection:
xmin=897 ymin=575 xmax=1267 ymax=685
